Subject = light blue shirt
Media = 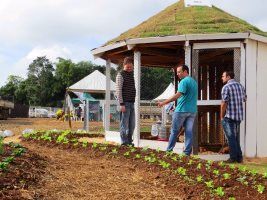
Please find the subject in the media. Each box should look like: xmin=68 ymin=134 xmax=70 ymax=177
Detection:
xmin=175 ymin=76 xmax=198 ymax=113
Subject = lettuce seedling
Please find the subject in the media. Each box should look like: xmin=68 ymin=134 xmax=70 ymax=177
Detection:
xmin=213 ymin=169 xmax=220 ymax=176
xmin=177 ymin=167 xmax=187 ymax=176
xmin=205 ymin=180 xmax=214 ymax=189
xmin=0 ymin=137 xmax=4 ymax=154
xmin=0 ymin=162 xmax=8 ymax=171
xmin=124 ymin=151 xmax=130 ymax=157
xmin=141 ymin=146 xmax=149 ymax=152
xmin=229 ymin=197 xmax=236 ymax=200
xmin=197 ymin=163 xmax=202 ymax=170
xmin=218 ymin=161 xmax=225 ymax=167
xmin=256 ymin=184 xmax=265 ymax=194
xmin=223 ymin=173 xmax=231 ymax=180
xmin=214 ymin=187 xmax=225 ymax=197
xmin=82 ymin=141 xmax=88 ymax=148
xmin=171 ymin=156 xmax=178 ymax=161
xmin=250 ymin=169 xmax=258 ymax=176
xmin=158 ymin=160 xmax=171 ymax=169
xmin=3 ymin=156 xmax=14 ymax=164
xmin=135 ymin=154 xmax=141 ymax=159
xmin=92 ymin=142 xmax=98 ymax=149
xmin=196 ymin=175 xmax=203 ymax=182
xmin=111 ymin=148 xmax=118 ymax=154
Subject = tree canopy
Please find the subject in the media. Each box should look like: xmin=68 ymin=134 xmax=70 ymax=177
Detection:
xmin=0 ymin=56 xmax=174 ymax=106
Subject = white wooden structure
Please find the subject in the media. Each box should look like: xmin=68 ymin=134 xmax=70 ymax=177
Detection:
xmin=90 ymin=0 xmax=267 ymax=157
xmin=92 ymin=32 xmax=267 ymax=157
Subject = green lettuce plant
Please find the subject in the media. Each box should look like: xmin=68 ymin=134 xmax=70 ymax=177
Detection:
xmin=177 ymin=167 xmax=187 ymax=176
xmin=205 ymin=180 xmax=214 ymax=189
xmin=0 ymin=136 xmax=4 ymax=155
xmin=256 ymin=184 xmax=265 ymax=194
xmin=214 ymin=187 xmax=225 ymax=197
xmin=196 ymin=175 xmax=203 ymax=182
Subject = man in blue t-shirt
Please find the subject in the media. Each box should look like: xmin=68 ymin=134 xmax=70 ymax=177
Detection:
xmin=158 ymin=64 xmax=198 ymax=155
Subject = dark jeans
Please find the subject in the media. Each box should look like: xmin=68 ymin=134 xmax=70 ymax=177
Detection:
xmin=222 ymin=117 xmax=242 ymax=162
xmin=120 ymin=102 xmax=135 ymax=145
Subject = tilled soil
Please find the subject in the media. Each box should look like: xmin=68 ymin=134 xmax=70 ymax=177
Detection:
xmin=1 ymin=118 xmax=267 ymax=200
xmin=22 ymin=141 xmax=184 ymax=200
xmin=0 ymin=145 xmax=47 ymax=200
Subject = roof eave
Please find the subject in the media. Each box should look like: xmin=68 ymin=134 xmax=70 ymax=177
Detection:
xmin=91 ymin=32 xmax=267 ymax=58
xmin=249 ymin=33 xmax=267 ymax=43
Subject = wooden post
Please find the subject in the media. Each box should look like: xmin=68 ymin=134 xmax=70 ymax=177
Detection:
xmin=134 ymin=51 xmax=141 ymax=147
xmin=68 ymin=107 xmax=72 ymax=129
xmin=184 ymin=40 xmax=192 ymax=74
xmin=191 ymin=48 xmax=199 ymax=155
xmin=240 ymin=43 xmax=246 ymax=155
xmin=105 ymin=59 xmax=111 ymax=131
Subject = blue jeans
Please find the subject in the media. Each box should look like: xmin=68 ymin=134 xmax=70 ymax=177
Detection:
xmin=167 ymin=112 xmax=196 ymax=155
xmin=120 ymin=102 xmax=135 ymax=145
xmin=222 ymin=117 xmax=242 ymax=162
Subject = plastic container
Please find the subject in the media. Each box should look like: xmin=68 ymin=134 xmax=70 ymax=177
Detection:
xmin=158 ymin=125 xmax=168 ymax=141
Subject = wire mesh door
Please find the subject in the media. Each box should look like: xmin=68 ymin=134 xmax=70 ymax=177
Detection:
xmin=140 ymin=66 xmax=174 ymax=140
xmin=192 ymin=48 xmax=241 ymax=152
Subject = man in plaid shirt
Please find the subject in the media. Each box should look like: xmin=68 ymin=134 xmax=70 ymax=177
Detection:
xmin=221 ymin=71 xmax=246 ymax=163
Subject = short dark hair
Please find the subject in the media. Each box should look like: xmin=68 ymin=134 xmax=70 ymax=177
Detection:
xmin=123 ymin=57 xmax=133 ymax=66
xmin=224 ymin=71 xmax=235 ymax=79
xmin=177 ymin=64 xmax=189 ymax=74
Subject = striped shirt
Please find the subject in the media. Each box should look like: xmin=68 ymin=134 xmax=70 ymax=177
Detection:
xmin=115 ymin=70 xmax=136 ymax=105
xmin=221 ymin=79 xmax=246 ymax=121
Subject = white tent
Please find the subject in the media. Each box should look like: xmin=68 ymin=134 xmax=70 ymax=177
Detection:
xmin=67 ymin=70 xmax=116 ymax=93
xmin=153 ymin=83 xmax=175 ymax=101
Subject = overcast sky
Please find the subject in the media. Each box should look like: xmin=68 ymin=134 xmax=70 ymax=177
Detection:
xmin=0 ymin=0 xmax=266 ymax=86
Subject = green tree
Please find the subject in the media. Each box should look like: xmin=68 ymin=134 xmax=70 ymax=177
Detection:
xmin=27 ymin=56 xmax=55 ymax=106
xmin=0 ymin=75 xmax=24 ymax=101
xmin=141 ymin=67 xmax=173 ymax=100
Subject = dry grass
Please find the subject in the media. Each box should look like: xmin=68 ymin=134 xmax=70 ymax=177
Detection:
xmin=107 ymin=0 xmax=267 ymax=44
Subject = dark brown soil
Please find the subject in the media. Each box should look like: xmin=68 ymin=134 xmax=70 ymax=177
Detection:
xmin=0 ymin=144 xmax=47 ymax=200
xmin=21 ymin=140 xmax=185 ymax=200
xmin=21 ymin=137 xmax=267 ymax=200
xmin=1 ymin=118 xmax=267 ymax=200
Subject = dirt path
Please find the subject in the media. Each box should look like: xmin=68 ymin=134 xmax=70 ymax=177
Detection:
xmin=23 ymin=142 xmax=182 ymax=200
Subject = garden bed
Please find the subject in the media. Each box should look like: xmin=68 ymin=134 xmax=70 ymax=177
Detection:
xmin=21 ymin=130 xmax=267 ymax=200
xmin=0 ymin=140 xmax=47 ymax=200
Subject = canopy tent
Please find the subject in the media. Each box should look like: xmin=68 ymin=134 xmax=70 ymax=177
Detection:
xmin=72 ymin=92 xmax=98 ymax=102
xmin=67 ymin=70 xmax=116 ymax=93
xmin=153 ymin=83 xmax=175 ymax=125
xmin=153 ymin=83 xmax=175 ymax=101
xmin=71 ymin=98 xmax=82 ymax=105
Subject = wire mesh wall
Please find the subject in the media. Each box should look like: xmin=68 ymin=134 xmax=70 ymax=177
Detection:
xmin=109 ymin=103 xmax=120 ymax=132
xmin=192 ymin=48 xmax=241 ymax=150
xmin=140 ymin=66 xmax=174 ymax=140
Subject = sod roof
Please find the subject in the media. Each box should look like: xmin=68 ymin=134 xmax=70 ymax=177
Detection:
xmin=107 ymin=0 xmax=267 ymax=44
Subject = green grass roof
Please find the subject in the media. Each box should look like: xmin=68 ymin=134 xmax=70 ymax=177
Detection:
xmin=108 ymin=0 xmax=267 ymax=44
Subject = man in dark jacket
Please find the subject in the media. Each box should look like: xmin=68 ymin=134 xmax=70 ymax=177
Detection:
xmin=115 ymin=57 xmax=136 ymax=146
